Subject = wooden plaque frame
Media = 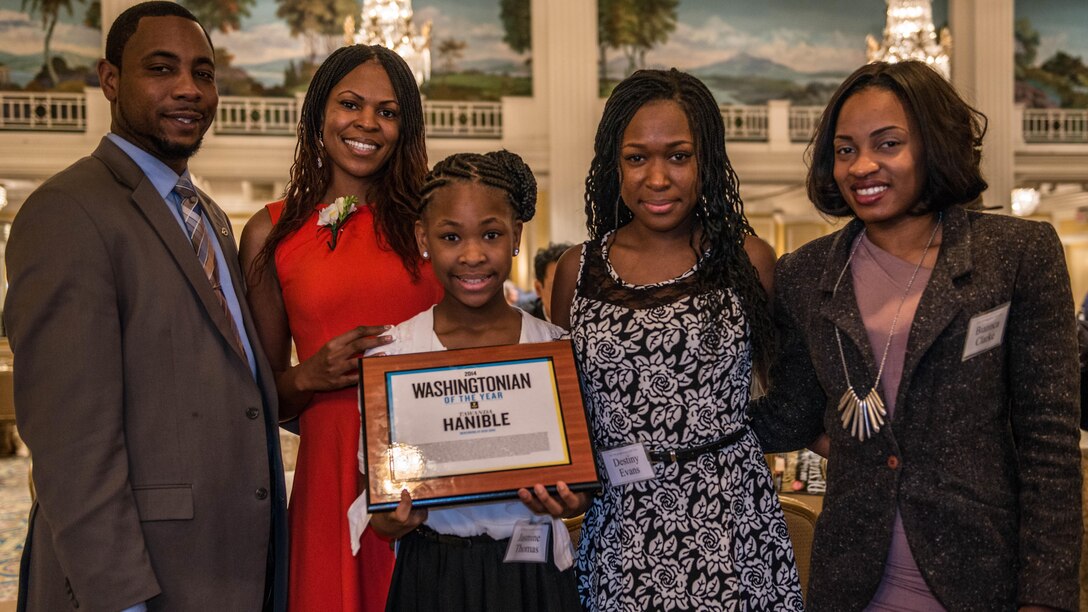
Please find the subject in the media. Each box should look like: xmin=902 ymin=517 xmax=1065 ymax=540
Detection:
xmin=359 ymin=339 xmax=599 ymax=512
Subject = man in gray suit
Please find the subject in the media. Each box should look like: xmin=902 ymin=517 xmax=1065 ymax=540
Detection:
xmin=4 ymin=2 xmax=287 ymax=610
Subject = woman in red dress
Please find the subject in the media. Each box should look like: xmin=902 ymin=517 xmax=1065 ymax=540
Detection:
xmin=240 ymin=45 xmax=441 ymax=611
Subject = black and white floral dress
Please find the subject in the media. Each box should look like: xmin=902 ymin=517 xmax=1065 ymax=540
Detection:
xmin=571 ymin=235 xmax=803 ymax=611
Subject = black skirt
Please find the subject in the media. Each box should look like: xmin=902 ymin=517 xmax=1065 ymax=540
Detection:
xmin=385 ymin=525 xmax=582 ymax=612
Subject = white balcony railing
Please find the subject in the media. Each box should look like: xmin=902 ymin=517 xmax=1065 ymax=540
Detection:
xmin=214 ymin=96 xmax=505 ymax=138
xmin=1023 ymin=108 xmax=1088 ymax=143
xmin=719 ymin=105 xmax=768 ymax=141
xmin=216 ymin=96 xmax=299 ymax=135
xmin=3 ymin=92 xmax=1088 ymax=147
xmin=424 ymin=101 xmax=503 ymax=138
xmin=0 ymin=92 xmax=86 ymax=131
xmin=788 ymin=106 xmax=824 ymax=143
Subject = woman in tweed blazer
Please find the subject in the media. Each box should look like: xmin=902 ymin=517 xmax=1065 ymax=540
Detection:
xmin=751 ymin=61 xmax=1082 ymax=611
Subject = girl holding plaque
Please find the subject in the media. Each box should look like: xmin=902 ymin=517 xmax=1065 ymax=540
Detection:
xmin=353 ymin=150 xmax=582 ymax=612
xmin=544 ymin=69 xmax=804 ymax=610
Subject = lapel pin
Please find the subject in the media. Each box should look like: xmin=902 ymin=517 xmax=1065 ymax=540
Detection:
xmin=219 ymin=227 xmax=229 ymax=236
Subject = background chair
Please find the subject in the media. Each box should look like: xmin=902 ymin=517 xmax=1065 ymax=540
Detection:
xmin=562 ymin=514 xmax=584 ymax=550
xmin=780 ymin=495 xmax=818 ymax=601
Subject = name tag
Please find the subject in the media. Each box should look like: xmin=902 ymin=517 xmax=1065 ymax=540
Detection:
xmin=504 ymin=520 xmax=549 ymax=563
xmin=962 ymin=302 xmax=1011 ymax=361
xmin=600 ymin=443 xmax=655 ymax=487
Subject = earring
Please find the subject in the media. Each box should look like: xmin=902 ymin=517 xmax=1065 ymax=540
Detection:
xmin=422 ymin=250 xmax=429 ymax=259
xmin=513 ymin=248 xmax=519 ymax=256
xmin=316 ymin=155 xmax=322 ymax=169
xmin=316 ymin=137 xmax=325 ymax=168
xmin=700 ymin=194 xmax=709 ymax=219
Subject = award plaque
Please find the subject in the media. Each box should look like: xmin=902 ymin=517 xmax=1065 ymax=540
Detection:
xmin=359 ymin=339 xmax=600 ymax=511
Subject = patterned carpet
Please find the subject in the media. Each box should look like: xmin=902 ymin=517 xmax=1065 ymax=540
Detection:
xmin=0 ymin=457 xmax=31 ymax=603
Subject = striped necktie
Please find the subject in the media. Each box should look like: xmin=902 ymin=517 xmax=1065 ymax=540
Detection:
xmin=174 ymin=177 xmax=245 ymax=355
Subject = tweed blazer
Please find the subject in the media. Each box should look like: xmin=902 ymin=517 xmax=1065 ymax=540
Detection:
xmin=751 ymin=205 xmax=1082 ymax=611
xmin=4 ymin=138 xmax=288 ymax=611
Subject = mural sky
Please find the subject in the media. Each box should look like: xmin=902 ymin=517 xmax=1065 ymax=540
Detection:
xmin=0 ymin=0 xmax=1084 ymax=107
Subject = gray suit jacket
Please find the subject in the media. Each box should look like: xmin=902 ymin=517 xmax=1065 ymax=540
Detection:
xmin=752 ymin=205 xmax=1082 ymax=611
xmin=4 ymin=138 xmax=288 ymax=611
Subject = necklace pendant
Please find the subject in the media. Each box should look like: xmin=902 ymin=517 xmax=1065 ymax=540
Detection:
xmin=837 ymin=386 xmax=886 ymax=442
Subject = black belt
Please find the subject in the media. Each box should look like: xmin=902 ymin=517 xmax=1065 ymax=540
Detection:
xmin=647 ymin=427 xmax=748 ymax=464
xmin=410 ymin=524 xmax=499 ymax=548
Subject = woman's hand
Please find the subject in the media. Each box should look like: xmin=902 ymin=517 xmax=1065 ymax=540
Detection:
xmin=238 ymin=209 xmax=397 ymax=420
xmin=369 ymin=489 xmax=428 ymax=539
xmin=517 ymin=481 xmax=591 ymax=519
xmin=294 ymin=325 xmax=394 ymax=392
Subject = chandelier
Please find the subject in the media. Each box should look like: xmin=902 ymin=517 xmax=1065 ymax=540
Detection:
xmin=345 ymin=0 xmax=432 ymax=86
xmin=866 ymin=0 xmax=951 ymax=79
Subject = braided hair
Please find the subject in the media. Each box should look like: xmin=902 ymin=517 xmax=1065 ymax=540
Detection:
xmin=256 ymin=45 xmax=428 ymax=279
xmin=585 ymin=68 xmax=773 ymax=372
xmin=420 ymin=150 xmax=537 ymax=222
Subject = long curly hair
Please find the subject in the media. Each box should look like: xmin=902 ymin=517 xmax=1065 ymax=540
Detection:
xmin=585 ymin=68 xmax=773 ymax=372
xmin=256 ymin=45 xmax=428 ymax=278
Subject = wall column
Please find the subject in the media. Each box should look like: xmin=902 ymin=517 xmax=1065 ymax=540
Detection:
xmin=100 ymin=0 xmax=147 ymax=53
xmin=950 ymin=0 xmax=1015 ymax=211
xmin=537 ymin=0 xmax=598 ymax=243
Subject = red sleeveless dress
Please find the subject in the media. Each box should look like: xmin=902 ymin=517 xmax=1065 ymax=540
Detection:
xmin=268 ymin=201 xmax=442 ymax=611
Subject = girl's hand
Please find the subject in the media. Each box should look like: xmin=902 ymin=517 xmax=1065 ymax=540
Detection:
xmin=517 ymin=481 xmax=591 ymax=519
xmin=296 ymin=325 xmax=393 ymax=392
xmin=369 ymin=489 xmax=428 ymax=539
xmin=808 ymin=433 xmax=830 ymax=458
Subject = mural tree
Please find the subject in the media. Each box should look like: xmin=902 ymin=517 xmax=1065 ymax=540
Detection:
xmin=598 ymin=0 xmax=632 ymax=83
xmin=624 ymin=0 xmax=678 ymax=72
xmin=597 ymin=0 xmax=678 ymax=79
xmin=1041 ymin=52 xmax=1088 ymax=86
xmin=83 ymin=0 xmax=99 ymax=29
xmin=437 ymin=38 xmax=467 ymax=73
xmin=21 ymin=0 xmax=79 ymax=87
xmin=1014 ymin=17 xmax=1040 ymax=78
xmin=277 ymin=0 xmax=359 ymax=64
xmin=182 ymin=0 xmax=255 ymax=32
xmin=1014 ymin=16 xmax=1088 ymax=108
xmin=499 ymin=0 xmax=530 ymax=56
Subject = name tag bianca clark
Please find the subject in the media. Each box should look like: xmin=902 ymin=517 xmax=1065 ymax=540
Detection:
xmin=359 ymin=340 xmax=600 ymax=511
xmin=962 ymin=302 xmax=1011 ymax=361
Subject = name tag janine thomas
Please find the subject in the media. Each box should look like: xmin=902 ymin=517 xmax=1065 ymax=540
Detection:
xmin=359 ymin=340 xmax=600 ymax=512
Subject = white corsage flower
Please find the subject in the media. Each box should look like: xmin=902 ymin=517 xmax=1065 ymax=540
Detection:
xmin=317 ymin=195 xmax=359 ymax=250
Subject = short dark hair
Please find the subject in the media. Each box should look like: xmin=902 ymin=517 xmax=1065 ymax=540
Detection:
xmin=533 ymin=242 xmax=571 ymax=282
xmin=807 ymin=60 xmax=988 ymax=217
xmin=105 ymin=1 xmax=213 ymax=71
xmin=421 ymin=150 xmax=538 ymax=223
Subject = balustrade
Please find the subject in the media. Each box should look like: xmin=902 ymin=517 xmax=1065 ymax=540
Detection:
xmin=1 ymin=92 xmax=1086 ymax=147
xmin=1022 ymin=109 xmax=1088 ymax=143
xmin=0 ymin=93 xmax=85 ymax=131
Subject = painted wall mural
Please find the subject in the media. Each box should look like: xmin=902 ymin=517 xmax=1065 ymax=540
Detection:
xmin=1 ymin=0 xmax=1083 ymax=108
xmin=0 ymin=0 xmax=531 ymax=99
xmin=596 ymin=0 xmax=948 ymax=105
xmin=0 ymin=0 xmax=100 ymax=91
xmin=199 ymin=0 xmax=531 ymax=99
xmin=1015 ymin=0 xmax=1088 ymax=108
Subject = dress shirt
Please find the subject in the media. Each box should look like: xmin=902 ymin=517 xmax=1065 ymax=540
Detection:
xmin=105 ymin=133 xmax=257 ymax=378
